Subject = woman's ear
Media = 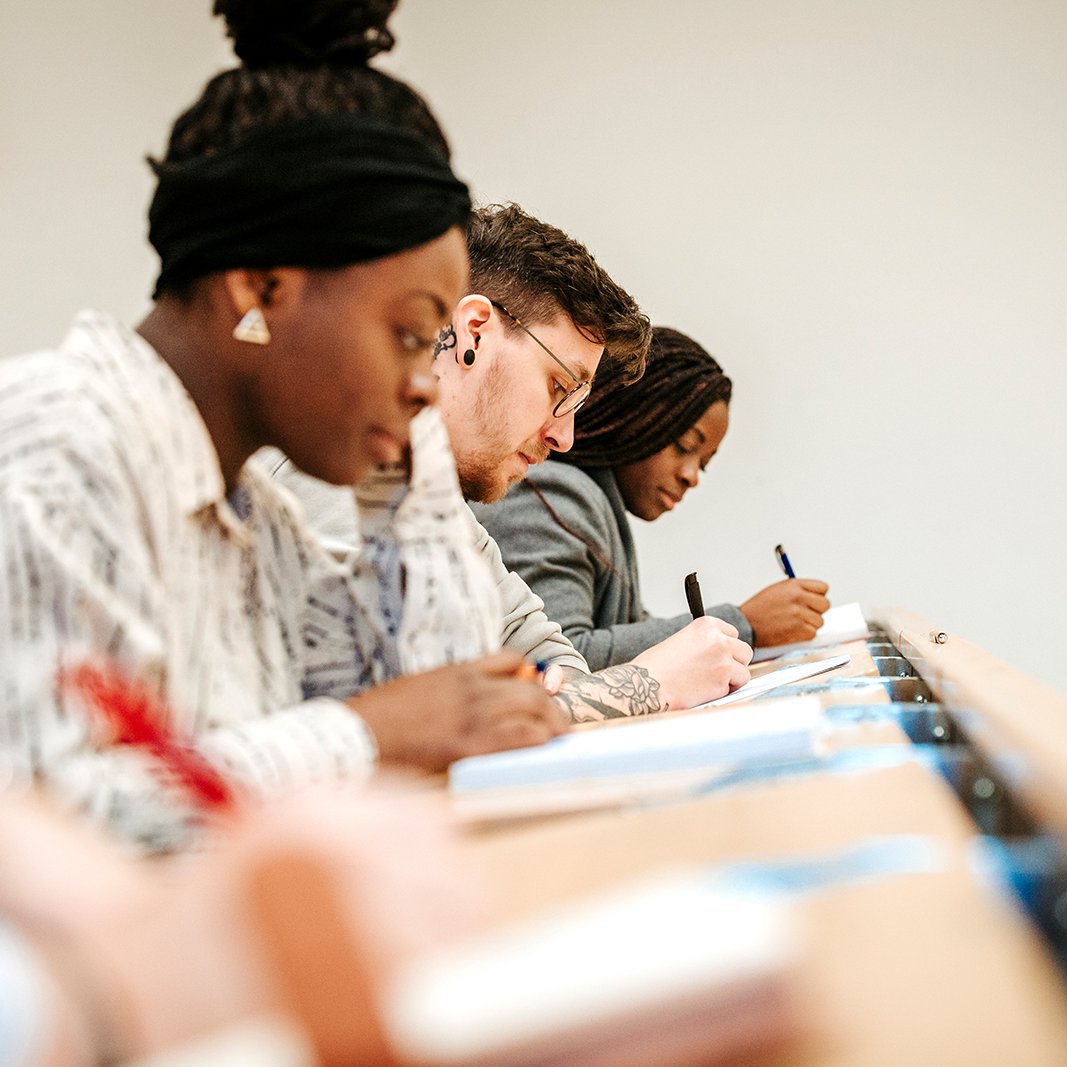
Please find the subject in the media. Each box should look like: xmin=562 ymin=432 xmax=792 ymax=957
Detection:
xmin=222 ymin=268 xmax=311 ymax=349
xmin=222 ymin=268 xmax=308 ymax=318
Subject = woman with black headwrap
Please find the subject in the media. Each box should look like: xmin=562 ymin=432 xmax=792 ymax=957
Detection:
xmin=0 ymin=0 xmax=564 ymax=851
xmin=478 ymin=326 xmax=831 ymax=671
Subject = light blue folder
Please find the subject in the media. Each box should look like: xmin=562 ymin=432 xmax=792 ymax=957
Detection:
xmin=449 ymin=697 xmax=823 ymax=792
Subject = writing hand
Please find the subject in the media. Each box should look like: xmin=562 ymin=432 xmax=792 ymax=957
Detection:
xmin=349 ymin=652 xmax=569 ymax=773
xmin=740 ymin=579 xmax=831 ymax=647
xmin=631 ymin=616 xmax=753 ymax=710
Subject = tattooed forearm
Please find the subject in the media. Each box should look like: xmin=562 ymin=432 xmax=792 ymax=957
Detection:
xmin=554 ymin=664 xmax=666 ymax=724
xmin=433 ymin=324 xmax=457 ymax=359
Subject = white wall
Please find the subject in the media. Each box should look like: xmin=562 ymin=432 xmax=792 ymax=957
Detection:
xmin=0 ymin=4 xmax=229 ymax=343
xmin=3 ymin=2 xmax=1065 ymax=692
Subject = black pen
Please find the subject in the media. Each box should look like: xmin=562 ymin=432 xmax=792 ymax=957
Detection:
xmin=684 ymin=571 xmax=704 ymax=620
xmin=774 ymin=544 xmax=796 ymax=579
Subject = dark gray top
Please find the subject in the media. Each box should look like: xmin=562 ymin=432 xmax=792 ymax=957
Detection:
xmin=472 ymin=463 xmax=753 ymax=670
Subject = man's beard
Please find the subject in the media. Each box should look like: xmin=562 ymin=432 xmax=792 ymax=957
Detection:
xmin=457 ymin=362 xmax=549 ymax=502
xmin=457 ymin=453 xmax=512 ymax=503
xmin=457 ymin=437 xmax=549 ymax=502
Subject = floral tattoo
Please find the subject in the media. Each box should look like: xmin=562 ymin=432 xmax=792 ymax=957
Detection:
xmin=433 ymin=324 xmax=457 ymax=359
xmin=554 ymin=665 xmax=666 ymax=723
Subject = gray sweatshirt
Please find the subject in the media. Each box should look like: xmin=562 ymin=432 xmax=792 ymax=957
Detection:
xmin=472 ymin=463 xmax=753 ymax=670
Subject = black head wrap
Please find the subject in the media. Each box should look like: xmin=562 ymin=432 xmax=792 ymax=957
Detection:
xmin=558 ymin=325 xmax=732 ymax=470
xmin=148 ymin=111 xmax=471 ymax=296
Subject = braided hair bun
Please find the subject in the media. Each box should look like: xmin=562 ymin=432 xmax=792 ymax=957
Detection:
xmin=213 ymin=0 xmax=400 ymax=68
xmin=162 ymin=0 xmax=447 ymax=165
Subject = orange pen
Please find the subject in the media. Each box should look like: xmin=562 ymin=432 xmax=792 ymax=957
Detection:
xmin=514 ymin=660 xmax=549 ymax=683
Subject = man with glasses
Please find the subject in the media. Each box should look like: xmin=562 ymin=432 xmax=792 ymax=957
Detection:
xmin=432 ymin=257 xmax=632 ymax=507
xmin=273 ymin=203 xmax=753 ymax=718
xmin=431 ymin=294 xmax=600 ymax=504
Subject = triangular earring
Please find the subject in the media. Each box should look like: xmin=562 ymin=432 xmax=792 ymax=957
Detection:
xmin=233 ymin=307 xmax=271 ymax=345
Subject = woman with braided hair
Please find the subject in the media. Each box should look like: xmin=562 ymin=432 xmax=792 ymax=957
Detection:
xmin=477 ymin=326 xmax=831 ymax=671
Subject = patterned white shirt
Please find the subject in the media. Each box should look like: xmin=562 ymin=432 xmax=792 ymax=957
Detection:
xmin=266 ymin=453 xmax=588 ymax=673
xmin=0 ymin=311 xmax=499 ymax=849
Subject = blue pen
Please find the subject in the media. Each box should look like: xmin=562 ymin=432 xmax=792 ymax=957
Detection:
xmin=774 ymin=544 xmax=796 ymax=579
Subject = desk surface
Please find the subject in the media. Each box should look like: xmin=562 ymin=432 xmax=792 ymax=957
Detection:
xmin=454 ymin=630 xmax=1067 ymax=1065
xmin=461 ymin=763 xmax=1067 ymax=1065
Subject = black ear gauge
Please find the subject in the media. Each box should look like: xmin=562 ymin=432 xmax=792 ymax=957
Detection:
xmin=457 ymin=332 xmax=479 ymax=366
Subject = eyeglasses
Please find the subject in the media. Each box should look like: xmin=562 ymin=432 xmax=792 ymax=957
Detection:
xmin=490 ymin=300 xmax=593 ymax=417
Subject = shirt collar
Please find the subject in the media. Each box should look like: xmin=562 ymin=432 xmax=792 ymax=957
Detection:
xmin=71 ymin=311 xmax=253 ymax=542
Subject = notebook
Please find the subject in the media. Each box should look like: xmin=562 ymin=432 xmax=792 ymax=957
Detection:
xmin=384 ymin=869 xmax=798 ymax=1067
xmin=690 ymin=653 xmax=851 ymax=708
xmin=449 ymin=696 xmax=823 ymax=793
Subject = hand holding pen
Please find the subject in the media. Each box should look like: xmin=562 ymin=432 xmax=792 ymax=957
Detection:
xmin=515 ymin=658 xmax=566 ymax=696
xmin=736 ymin=545 xmax=831 ymax=648
xmin=348 ymin=651 xmax=568 ymax=772
xmin=627 ymin=570 xmax=752 ymax=708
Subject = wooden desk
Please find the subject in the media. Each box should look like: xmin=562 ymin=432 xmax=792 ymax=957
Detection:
xmin=453 ymin=619 xmax=1067 ymax=1065
xmin=883 ymin=607 xmax=1067 ymax=842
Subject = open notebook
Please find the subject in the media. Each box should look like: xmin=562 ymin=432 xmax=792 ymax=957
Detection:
xmin=384 ymin=869 xmax=798 ymax=1067
xmin=751 ymin=602 xmax=870 ymax=663
xmin=689 ymin=653 xmax=850 ymax=708
xmin=449 ymin=695 xmax=823 ymax=793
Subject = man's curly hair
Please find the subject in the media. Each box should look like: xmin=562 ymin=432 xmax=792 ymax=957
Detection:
xmin=466 ymin=203 xmax=651 ymax=382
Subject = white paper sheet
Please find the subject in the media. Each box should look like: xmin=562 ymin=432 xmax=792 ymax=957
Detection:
xmin=690 ymin=653 xmax=851 ymax=709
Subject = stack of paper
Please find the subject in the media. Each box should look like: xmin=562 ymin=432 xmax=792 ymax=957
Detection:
xmin=449 ymin=696 xmax=823 ymax=793
xmin=384 ymin=870 xmax=798 ymax=1067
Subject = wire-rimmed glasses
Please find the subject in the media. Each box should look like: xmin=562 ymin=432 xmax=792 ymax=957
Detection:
xmin=490 ymin=300 xmax=593 ymax=417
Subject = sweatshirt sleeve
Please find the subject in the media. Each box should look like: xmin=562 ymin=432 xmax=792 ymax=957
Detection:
xmin=475 ymin=467 xmax=753 ymax=669
xmin=461 ymin=505 xmax=588 ymax=671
